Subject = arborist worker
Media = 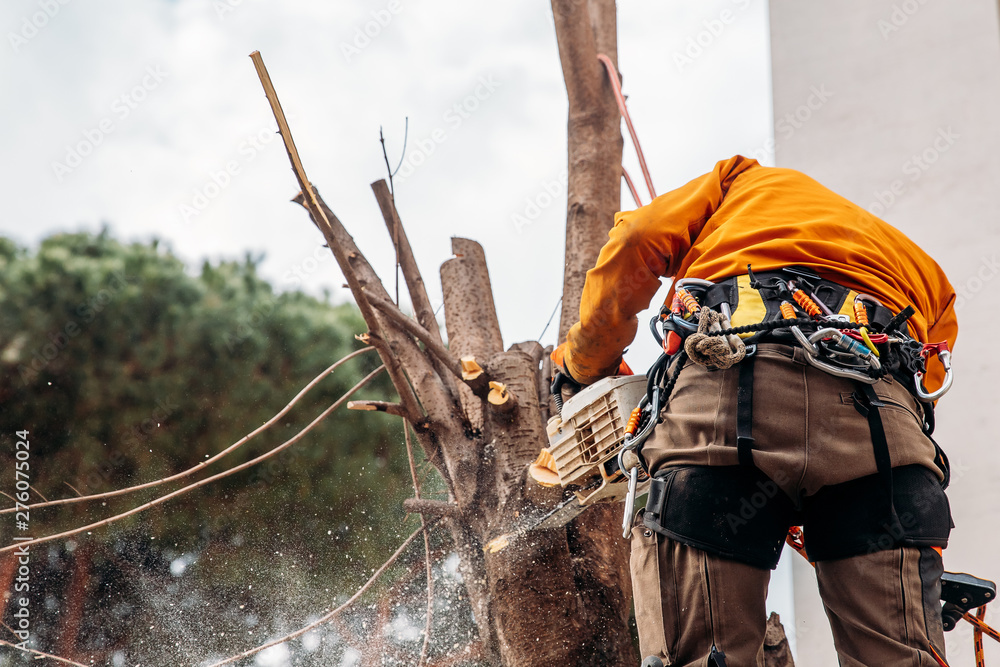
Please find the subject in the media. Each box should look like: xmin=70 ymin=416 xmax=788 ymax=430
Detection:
xmin=551 ymin=155 xmax=957 ymax=666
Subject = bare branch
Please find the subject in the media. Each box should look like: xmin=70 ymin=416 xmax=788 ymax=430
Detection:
xmin=347 ymin=400 xmax=410 ymax=418
xmin=371 ymin=180 xmax=442 ymax=343
xmin=372 ymin=179 xmax=463 ymax=406
xmin=403 ymin=498 xmax=459 ymax=518
xmin=441 ymin=239 xmax=503 ymax=358
xmin=253 ymin=54 xmax=470 ymax=501
xmin=550 ymin=0 xmax=603 ymax=112
xmin=3 ymin=347 xmax=377 ymax=515
xmin=459 ymin=356 xmax=491 ymax=399
xmin=0 ymin=366 xmax=385 ymax=554
xmin=587 ymin=0 xmax=618 ymax=69
xmin=251 ymin=50 xmax=429 ymax=422
xmin=290 ymin=189 xmax=466 ymax=432
xmin=366 ymin=293 xmax=463 ymax=381
xmin=205 ymin=520 xmax=439 ymax=667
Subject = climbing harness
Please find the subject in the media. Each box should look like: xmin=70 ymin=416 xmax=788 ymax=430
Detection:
xmin=653 ymin=266 xmax=954 ymax=402
xmin=627 ymin=268 xmax=1000 ymax=667
xmin=617 ymin=265 xmax=955 ymax=538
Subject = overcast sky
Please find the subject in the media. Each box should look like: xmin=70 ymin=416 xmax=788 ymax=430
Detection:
xmin=1 ymin=0 xmax=773 ymax=366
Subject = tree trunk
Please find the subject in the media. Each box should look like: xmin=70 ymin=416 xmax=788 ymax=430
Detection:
xmin=256 ymin=4 xmax=634 ymax=661
xmin=552 ymin=0 xmax=625 ymax=342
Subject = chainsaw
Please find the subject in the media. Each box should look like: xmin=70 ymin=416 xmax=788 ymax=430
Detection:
xmin=526 ymin=372 xmax=651 ymax=532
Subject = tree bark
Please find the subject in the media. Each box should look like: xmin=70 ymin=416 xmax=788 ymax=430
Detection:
xmin=552 ymin=0 xmax=624 ymax=342
xmin=440 ymin=238 xmax=504 ymax=433
xmin=765 ymin=613 xmax=796 ymax=667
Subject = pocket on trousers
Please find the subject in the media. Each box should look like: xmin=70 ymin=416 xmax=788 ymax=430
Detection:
xmin=630 ymin=509 xmax=676 ymax=662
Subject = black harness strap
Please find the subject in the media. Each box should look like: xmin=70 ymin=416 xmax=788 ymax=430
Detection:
xmin=736 ymin=353 xmax=756 ymax=467
xmin=853 ymin=382 xmax=902 ymax=534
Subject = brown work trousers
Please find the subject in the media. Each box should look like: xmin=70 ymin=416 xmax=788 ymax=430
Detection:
xmin=631 ymin=344 xmax=948 ymax=666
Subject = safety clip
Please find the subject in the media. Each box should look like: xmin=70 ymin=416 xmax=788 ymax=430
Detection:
xmin=915 ymin=342 xmax=953 ymax=401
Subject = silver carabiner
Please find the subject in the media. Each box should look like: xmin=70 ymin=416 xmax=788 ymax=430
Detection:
xmin=803 ymin=352 xmax=880 ymax=384
xmin=809 ymin=327 xmax=881 ymax=371
xmin=915 ymin=344 xmax=953 ymax=401
xmin=791 ymin=325 xmax=819 ymax=356
xmin=621 ymin=463 xmax=639 ymax=539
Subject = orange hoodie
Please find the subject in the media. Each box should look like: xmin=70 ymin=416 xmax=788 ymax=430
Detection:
xmin=563 ymin=156 xmax=957 ymax=391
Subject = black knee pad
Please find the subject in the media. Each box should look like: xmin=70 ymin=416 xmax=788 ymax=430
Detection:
xmin=642 ymin=466 xmax=799 ymax=570
xmin=802 ymin=464 xmax=953 ymax=562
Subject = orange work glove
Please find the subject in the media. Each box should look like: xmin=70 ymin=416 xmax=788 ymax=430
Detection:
xmin=550 ymin=344 xmax=632 ymax=383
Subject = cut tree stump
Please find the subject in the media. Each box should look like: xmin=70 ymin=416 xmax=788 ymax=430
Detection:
xmin=765 ymin=612 xmax=796 ymax=667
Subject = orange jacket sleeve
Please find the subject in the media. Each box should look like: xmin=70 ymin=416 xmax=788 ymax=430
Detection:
xmin=563 ymin=156 xmax=757 ymax=384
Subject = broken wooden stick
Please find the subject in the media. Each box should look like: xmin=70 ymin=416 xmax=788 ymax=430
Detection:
xmin=347 ymin=400 xmax=410 ymax=418
xmin=403 ymin=498 xmax=459 ymax=518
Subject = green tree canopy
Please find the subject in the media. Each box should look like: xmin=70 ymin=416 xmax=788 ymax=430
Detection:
xmin=0 ymin=230 xmax=442 ymax=661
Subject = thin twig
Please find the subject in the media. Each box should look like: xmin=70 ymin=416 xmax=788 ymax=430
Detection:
xmin=63 ymin=482 xmax=84 ymax=497
xmin=405 ymin=423 xmax=434 ymax=667
xmin=205 ymin=519 xmax=438 ymax=667
xmin=0 ymin=366 xmax=385 ymax=554
xmin=346 ymin=400 xmax=410 ymax=418
xmin=0 ymin=639 xmax=88 ymax=667
xmin=392 ymin=117 xmax=409 ymax=178
xmin=28 ymin=485 xmax=48 ymax=502
xmin=537 ymin=296 xmax=563 ymax=343
xmin=380 ymin=125 xmax=401 ymax=303
xmin=1 ymin=347 xmax=375 ymax=516
xmin=379 ymin=117 xmax=408 ymax=193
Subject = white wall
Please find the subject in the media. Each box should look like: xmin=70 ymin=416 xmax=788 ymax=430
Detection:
xmin=769 ymin=1 xmax=1000 ymax=665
